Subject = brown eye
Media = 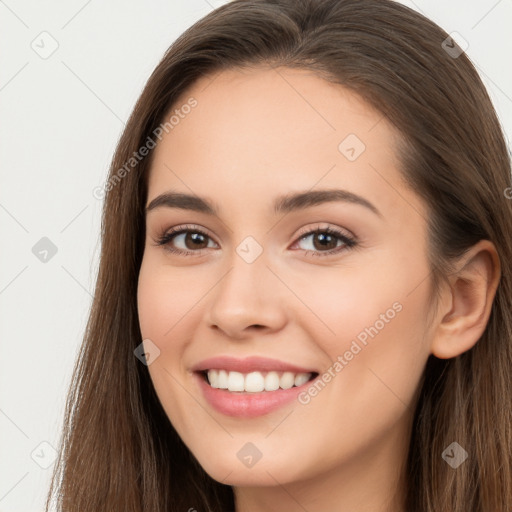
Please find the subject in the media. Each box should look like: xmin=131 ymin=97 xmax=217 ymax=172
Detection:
xmin=182 ymin=232 xmax=209 ymax=250
xmin=294 ymin=227 xmax=357 ymax=256
xmin=311 ymin=232 xmax=339 ymax=251
xmin=156 ymin=226 xmax=217 ymax=255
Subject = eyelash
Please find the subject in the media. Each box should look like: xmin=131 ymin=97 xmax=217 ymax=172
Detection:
xmin=153 ymin=224 xmax=357 ymax=258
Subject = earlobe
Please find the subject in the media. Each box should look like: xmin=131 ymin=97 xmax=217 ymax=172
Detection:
xmin=430 ymin=240 xmax=501 ymax=360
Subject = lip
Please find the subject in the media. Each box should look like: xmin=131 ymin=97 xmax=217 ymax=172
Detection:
xmin=191 ymin=356 xmax=318 ymax=418
xmin=191 ymin=355 xmax=317 ymax=374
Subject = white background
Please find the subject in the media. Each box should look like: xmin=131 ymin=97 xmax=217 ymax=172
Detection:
xmin=0 ymin=1 xmax=511 ymax=510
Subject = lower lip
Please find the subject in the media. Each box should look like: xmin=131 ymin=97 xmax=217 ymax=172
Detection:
xmin=195 ymin=372 xmax=314 ymax=418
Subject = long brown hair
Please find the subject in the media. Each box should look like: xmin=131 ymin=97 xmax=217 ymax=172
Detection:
xmin=45 ymin=1 xmax=512 ymax=510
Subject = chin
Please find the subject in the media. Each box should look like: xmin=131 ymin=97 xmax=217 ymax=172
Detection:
xmin=194 ymin=449 xmax=306 ymax=487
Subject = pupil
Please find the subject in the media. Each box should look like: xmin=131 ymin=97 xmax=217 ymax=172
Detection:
xmin=187 ymin=232 xmax=207 ymax=249
xmin=314 ymin=233 xmax=336 ymax=250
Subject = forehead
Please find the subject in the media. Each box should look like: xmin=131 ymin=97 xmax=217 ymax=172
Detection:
xmin=146 ymin=66 xmax=426 ymax=222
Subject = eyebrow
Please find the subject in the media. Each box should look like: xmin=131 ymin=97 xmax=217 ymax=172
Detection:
xmin=145 ymin=189 xmax=382 ymax=218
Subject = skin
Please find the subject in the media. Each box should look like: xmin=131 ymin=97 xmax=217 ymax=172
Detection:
xmin=137 ymin=66 xmax=500 ymax=512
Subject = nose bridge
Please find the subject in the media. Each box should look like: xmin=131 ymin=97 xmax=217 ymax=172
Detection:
xmin=206 ymin=246 xmax=287 ymax=337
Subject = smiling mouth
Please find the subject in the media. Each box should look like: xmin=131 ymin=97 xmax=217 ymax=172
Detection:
xmin=198 ymin=369 xmax=318 ymax=393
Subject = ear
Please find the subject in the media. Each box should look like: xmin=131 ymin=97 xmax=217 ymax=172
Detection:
xmin=430 ymin=240 xmax=501 ymax=359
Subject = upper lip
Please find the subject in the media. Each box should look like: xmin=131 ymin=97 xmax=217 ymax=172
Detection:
xmin=191 ymin=356 xmax=317 ymax=374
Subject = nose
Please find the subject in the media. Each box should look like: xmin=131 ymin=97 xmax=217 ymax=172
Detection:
xmin=205 ymin=254 xmax=288 ymax=340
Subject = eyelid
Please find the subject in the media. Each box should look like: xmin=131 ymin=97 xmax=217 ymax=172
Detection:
xmin=293 ymin=223 xmax=355 ymax=242
xmin=158 ymin=223 xmax=216 ymax=240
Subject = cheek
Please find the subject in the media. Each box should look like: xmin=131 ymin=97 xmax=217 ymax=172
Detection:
xmin=290 ymin=247 xmax=428 ymax=349
xmin=136 ymin=257 xmax=214 ymax=408
xmin=277 ymin=262 xmax=432 ymax=474
xmin=295 ymin=246 xmax=432 ymax=411
xmin=137 ymin=258 xmax=204 ymax=341
xmin=137 ymin=277 xmax=175 ymax=341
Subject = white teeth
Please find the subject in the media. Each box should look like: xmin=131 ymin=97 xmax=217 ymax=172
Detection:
xmin=264 ymin=371 xmax=280 ymax=391
xmin=294 ymin=373 xmax=310 ymax=387
xmin=227 ymin=371 xmax=245 ymax=392
xmin=208 ymin=369 xmax=219 ymax=388
xmin=280 ymin=371 xmax=295 ymax=390
xmin=209 ymin=369 xmax=230 ymax=389
xmin=244 ymin=372 xmax=265 ymax=392
xmin=206 ymin=370 xmax=313 ymax=392
xmin=217 ymin=369 xmax=228 ymax=389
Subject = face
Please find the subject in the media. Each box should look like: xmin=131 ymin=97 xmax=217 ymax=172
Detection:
xmin=137 ymin=66 xmax=435 ymax=488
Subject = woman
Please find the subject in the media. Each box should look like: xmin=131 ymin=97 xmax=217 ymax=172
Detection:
xmin=45 ymin=0 xmax=512 ymax=510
